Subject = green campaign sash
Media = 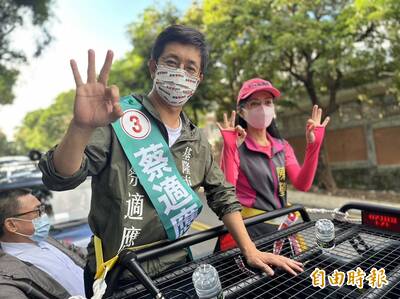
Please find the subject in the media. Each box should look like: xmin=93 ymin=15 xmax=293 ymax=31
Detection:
xmin=111 ymin=95 xmax=203 ymax=240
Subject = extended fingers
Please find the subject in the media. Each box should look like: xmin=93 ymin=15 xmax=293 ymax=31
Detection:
xmin=229 ymin=111 xmax=236 ymax=126
xmin=280 ymin=263 xmax=298 ymax=276
xmin=223 ymin=112 xmax=228 ymax=126
xmin=98 ymin=50 xmax=114 ymax=85
xmin=253 ymin=259 xmax=274 ymax=276
xmin=322 ymin=116 xmax=330 ymax=127
xmin=311 ymin=105 xmax=318 ymax=120
xmin=70 ymin=59 xmax=83 ymax=87
xmin=311 ymin=105 xmax=323 ymax=124
xmin=87 ymin=49 xmax=96 ymax=83
xmin=285 ymin=259 xmax=304 ymax=274
xmin=263 ymin=264 xmax=275 ymax=276
xmin=262 ymin=254 xmax=304 ymax=276
xmin=317 ymin=107 xmax=322 ymax=124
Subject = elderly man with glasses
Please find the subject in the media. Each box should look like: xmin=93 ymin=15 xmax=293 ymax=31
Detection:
xmin=0 ymin=189 xmax=85 ymax=298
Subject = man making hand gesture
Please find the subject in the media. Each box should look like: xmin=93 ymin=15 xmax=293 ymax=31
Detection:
xmin=39 ymin=25 xmax=303 ymax=298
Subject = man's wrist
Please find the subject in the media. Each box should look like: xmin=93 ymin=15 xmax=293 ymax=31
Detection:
xmin=70 ymin=118 xmax=95 ymax=138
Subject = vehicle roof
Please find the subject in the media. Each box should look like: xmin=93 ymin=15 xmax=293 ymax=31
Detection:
xmin=0 ymin=158 xmax=44 ymax=191
xmin=0 ymin=156 xmax=30 ymax=164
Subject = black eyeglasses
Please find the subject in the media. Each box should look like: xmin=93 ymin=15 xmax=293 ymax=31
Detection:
xmin=11 ymin=204 xmax=46 ymax=218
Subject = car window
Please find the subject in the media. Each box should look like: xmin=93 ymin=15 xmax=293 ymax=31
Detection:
xmin=0 ymin=159 xmax=91 ymax=225
xmin=0 ymin=160 xmax=41 ymax=184
xmin=47 ymin=179 xmax=92 ymax=225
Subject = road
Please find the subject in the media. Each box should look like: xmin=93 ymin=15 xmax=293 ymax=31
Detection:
xmin=187 ymin=190 xmax=223 ymax=259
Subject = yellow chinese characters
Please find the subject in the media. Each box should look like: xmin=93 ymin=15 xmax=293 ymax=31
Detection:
xmin=276 ymin=167 xmax=286 ymax=197
xmin=311 ymin=267 xmax=388 ymax=289
xmin=347 ymin=267 xmax=366 ymax=289
xmin=311 ymin=268 xmax=326 ymax=289
xmin=328 ymin=269 xmax=346 ymax=287
xmin=366 ymin=268 xmax=389 ymax=289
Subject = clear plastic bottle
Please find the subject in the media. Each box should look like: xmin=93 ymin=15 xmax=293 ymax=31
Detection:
xmin=192 ymin=264 xmax=224 ymax=299
xmin=315 ymin=219 xmax=335 ymax=250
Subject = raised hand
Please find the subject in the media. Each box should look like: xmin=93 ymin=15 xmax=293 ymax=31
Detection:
xmin=216 ymin=111 xmax=247 ymax=141
xmin=70 ymin=49 xmax=123 ymax=130
xmin=306 ymin=105 xmax=330 ymax=143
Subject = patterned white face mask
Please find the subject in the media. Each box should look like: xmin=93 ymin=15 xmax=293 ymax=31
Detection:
xmin=153 ymin=64 xmax=200 ymax=107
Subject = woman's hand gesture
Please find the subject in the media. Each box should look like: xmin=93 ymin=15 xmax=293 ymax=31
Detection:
xmin=217 ymin=111 xmax=247 ymax=142
xmin=306 ymin=105 xmax=330 ymax=143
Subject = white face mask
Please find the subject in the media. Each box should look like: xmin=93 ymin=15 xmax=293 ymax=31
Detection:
xmin=243 ymin=105 xmax=275 ymax=129
xmin=153 ymin=64 xmax=199 ymax=107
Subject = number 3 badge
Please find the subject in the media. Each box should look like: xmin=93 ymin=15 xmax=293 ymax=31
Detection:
xmin=121 ymin=109 xmax=151 ymax=139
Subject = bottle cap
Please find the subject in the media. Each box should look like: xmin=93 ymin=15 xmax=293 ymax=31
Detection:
xmin=315 ymin=219 xmax=335 ymax=249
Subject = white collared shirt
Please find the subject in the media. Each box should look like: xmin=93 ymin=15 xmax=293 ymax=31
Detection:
xmin=1 ymin=240 xmax=85 ymax=296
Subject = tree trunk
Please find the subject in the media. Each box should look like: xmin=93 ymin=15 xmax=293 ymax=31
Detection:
xmin=316 ymin=140 xmax=337 ymax=193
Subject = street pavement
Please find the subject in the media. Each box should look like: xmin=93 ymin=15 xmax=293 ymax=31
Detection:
xmin=288 ymin=189 xmax=400 ymax=210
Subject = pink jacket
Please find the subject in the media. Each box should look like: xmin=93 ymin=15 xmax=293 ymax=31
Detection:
xmin=220 ymin=127 xmax=325 ymax=209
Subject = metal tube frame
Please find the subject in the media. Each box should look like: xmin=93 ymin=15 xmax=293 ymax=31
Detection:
xmin=135 ymin=204 xmax=310 ymax=262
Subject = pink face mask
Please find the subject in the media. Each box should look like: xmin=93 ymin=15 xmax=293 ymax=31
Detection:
xmin=242 ymin=105 xmax=275 ymax=129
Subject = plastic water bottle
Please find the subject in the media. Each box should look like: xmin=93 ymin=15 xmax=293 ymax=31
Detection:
xmin=315 ymin=219 xmax=335 ymax=250
xmin=192 ymin=264 xmax=224 ymax=299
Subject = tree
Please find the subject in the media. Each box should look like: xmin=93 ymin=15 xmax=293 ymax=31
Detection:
xmin=354 ymin=0 xmax=400 ymax=99
xmin=109 ymin=4 xmax=180 ymax=96
xmin=14 ymin=0 xmax=399 ymax=192
xmin=109 ymin=3 xmax=216 ymax=123
xmin=0 ymin=130 xmax=18 ymax=156
xmin=197 ymin=0 xmax=399 ymax=191
xmin=14 ymin=90 xmax=74 ymax=152
xmin=0 ymin=0 xmax=54 ymax=105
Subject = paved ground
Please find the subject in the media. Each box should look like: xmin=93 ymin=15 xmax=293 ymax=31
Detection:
xmin=187 ymin=193 xmax=223 ymax=259
xmin=288 ymin=189 xmax=400 ymax=210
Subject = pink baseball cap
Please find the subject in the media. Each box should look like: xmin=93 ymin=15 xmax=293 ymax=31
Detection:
xmin=237 ymin=78 xmax=281 ymax=104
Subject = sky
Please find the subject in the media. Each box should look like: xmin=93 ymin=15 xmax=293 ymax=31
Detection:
xmin=0 ymin=0 xmax=192 ymax=140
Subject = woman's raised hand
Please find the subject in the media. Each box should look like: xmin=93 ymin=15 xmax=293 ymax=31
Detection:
xmin=70 ymin=49 xmax=123 ymax=130
xmin=306 ymin=105 xmax=330 ymax=143
xmin=217 ymin=111 xmax=247 ymax=141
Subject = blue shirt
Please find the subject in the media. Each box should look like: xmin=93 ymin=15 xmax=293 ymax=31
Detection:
xmin=1 ymin=241 xmax=85 ymax=296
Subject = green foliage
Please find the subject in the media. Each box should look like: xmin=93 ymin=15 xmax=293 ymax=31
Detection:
xmin=0 ymin=65 xmax=18 ymax=105
xmin=14 ymin=90 xmax=74 ymax=152
xmin=0 ymin=130 xmax=18 ymax=156
xmin=109 ymin=4 xmax=181 ymax=95
xmin=354 ymin=0 xmax=400 ymax=101
xmin=13 ymin=0 xmax=400 ymax=166
xmin=0 ymin=0 xmax=54 ymax=105
xmin=106 ymin=0 xmax=400 ymax=191
xmin=200 ymin=0 xmax=398 ymax=115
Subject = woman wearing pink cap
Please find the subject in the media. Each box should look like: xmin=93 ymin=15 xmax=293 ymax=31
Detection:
xmin=216 ymin=78 xmax=330 ymax=251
